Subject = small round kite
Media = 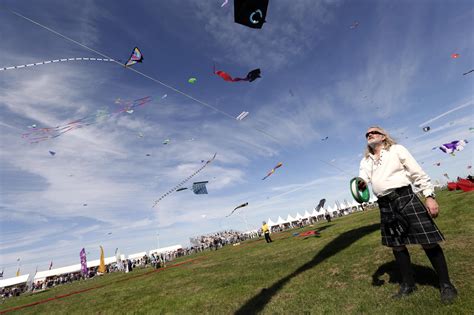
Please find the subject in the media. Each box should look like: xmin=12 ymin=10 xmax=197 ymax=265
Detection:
xmin=350 ymin=177 xmax=370 ymax=203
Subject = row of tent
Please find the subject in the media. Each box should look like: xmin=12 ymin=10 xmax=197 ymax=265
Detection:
xmin=266 ymin=197 xmax=377 ymax=229
xmin=0 ymin=244 xmax=182 ymax=289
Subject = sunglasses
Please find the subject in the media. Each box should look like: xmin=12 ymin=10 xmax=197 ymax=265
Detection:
xmin=365 ymin=131 xmax=384 ymax=138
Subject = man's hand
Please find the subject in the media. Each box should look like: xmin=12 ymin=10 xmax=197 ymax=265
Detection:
xmin=425 ymin=197 xmax=439 ymax=218
xmin=357 ymin=180 xmax=367 ymax=191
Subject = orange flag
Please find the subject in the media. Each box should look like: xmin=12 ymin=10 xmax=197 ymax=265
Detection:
xmin=98 ymin=246 xmax=106 ymax=273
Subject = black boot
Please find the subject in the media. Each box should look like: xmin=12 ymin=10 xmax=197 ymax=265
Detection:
xmin=423 ymin=245 xmax=458 ymax=304
xmin=392 ymin=248 xmax=416 ymax=299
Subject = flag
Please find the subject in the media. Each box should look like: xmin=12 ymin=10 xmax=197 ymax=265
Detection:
xmin=98 ymin=246 xmax=106 ymax=273
xmin=49 ymin=261 xmax=53 ymax=270
xmin=115 ymin=248 xmax=124 ymax=271
xmin=80 ymin=248 xmax=88 ymax=275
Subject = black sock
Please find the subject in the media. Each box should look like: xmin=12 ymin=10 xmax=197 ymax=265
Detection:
xmin=424 ymin=245 xmax=451 ymax=285
xmin=393 ymin=248 xmax=415 ymax=286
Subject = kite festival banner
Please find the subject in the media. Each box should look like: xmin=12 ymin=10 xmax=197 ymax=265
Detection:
xmin=80 ymin=248 xmax=88 ymax=275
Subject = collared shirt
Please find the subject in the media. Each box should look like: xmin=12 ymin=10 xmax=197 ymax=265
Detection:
xmin=359 ymin=144 xmax=434 ymax=198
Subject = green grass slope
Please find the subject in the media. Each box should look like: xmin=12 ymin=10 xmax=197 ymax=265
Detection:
xmin=1 ymin=190 xmax=473 ymax=314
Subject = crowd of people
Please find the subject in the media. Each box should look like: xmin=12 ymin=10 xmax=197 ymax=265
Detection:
xmin=189 ymin=230 xmax=259 ymax=251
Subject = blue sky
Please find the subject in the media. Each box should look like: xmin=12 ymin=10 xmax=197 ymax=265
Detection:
xmin=0 ymin=0 xmax=473 ymax=278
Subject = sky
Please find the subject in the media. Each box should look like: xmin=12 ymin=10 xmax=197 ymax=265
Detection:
xmin=0 ymin=0 xmax=473 ymax=278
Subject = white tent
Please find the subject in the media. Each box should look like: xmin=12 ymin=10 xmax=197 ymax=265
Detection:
xmin=267 ymin=217 xmax=277 ymax=227
xmin=0 ymin=274 xmax=30 ymax=288
xmin=286 ymin=214 xmax=297 ymax=223
xmin=127 ymin=252 xmax=147 ymax=260
xmin=295 ymin=212 xmax=304 ymax=220
xmin=275 ymin=216 xmax=287 ymax=225
xmin=311 ymin=208 xmax=319 ymax=217
xmin=303 ymin=210 xmax=312 ymax=219
xmin=149 ymin=245 xmax=183 ymax=255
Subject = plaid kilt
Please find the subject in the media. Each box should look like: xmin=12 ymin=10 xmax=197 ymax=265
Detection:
xmin=377 ymin=185 xmax=445 ymax=247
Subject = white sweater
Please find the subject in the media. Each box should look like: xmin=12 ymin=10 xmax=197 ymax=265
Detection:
xmin=359 ymin=144 xmax=434 ymax=198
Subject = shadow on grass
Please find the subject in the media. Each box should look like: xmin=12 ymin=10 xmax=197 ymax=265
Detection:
xmin=372 ymin=261 xmax=439 ymax=288
xmin=235 ymin=223 xmax=380 ymax=315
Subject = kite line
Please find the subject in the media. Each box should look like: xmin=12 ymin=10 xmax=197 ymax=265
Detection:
xmin=0 ymin=57 xmax=115 ymax=71
xmin=8 ymin=9 xmax=280 ymax=144
xmin=152 ymin=153 xmax=217 ymax=208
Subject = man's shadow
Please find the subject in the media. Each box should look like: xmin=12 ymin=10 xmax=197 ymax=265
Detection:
xmin=235 ymin=223 xmax=380 ymax=315
xmin=372 ymin=261 xmax=439 ymax=288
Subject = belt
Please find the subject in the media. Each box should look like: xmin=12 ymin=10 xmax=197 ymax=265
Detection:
xmin=377 ymin=185 xmax=412 ymax=203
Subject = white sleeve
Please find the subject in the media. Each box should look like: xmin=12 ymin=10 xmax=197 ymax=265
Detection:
xmin=396 ymin=145 xmax=434 ymax=197
xmin=359 ymin=159 xmax=371 ymax=183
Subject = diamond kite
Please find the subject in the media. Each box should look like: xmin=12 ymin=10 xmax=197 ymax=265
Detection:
xmin=439 ymin=140 xmax=468 ymax=155
xmin=125 ymin=47 xmax=143 ymax=67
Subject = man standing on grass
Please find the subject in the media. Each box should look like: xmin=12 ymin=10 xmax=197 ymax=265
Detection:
xmin=358 ymin=126 xmax=457 ymax=304
xmin=262 ymin=221 xmax=272 ymax=243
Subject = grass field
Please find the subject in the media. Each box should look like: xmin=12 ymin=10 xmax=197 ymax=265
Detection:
xmin=1 ymin=190 xmax=473 ymax=314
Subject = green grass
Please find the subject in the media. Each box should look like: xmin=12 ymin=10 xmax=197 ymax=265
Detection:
xmin=2 ymin=189 xmax=473 ymax=314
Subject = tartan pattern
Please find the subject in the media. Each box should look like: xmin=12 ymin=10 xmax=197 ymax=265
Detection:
xmin=378 ymin=186 xmax=445 ymax=247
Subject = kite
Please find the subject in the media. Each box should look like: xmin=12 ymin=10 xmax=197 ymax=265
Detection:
xmin=188 ymin=78 xmax=197 ymax=84
xmin=163 ymin=139 xmax=170 ymax=145
xmin=152 ymin=153 xmax=217 ymax=207
xmin=28 ymin=124 xmax=37 ymax=129
xmin=176 ymin=187 xmax=188 ymax=192
xmin=214 ymin=66 xmax=261 ymax=82
xmin=431 ymin=146 xmax=438 ymax=151
xmin=422 ymin=126 xmax=430 ymax=132
xmin=262 ymin=162 xmax=283 ymax=180
xmin=22 ymin=96 xmax=152 ymax=143
xmin=83 ymin=204 xmax=87 ymax=206
xmin=138 ymin=132 xmax=144 ymax=138
xmin=49 ymin=151 xmax=56 ymax=156
xmin=236 ymin=111 xmax=249 ymax=121
xmin=434 ymin=162 xmax=441 ymax=166
xmin=0 ymin=57 xmax=116 ymax=72
xmin=299 ymin=230 xmax=321 ymax=237
xmin=146 ymin=154 xmax=151 ymax=156
xmin=463 ymin=69 xmax=474 ymax=76
xmin=226 ymin=202 xmax=249 ymax=217
xmin=234 ymin=0 xmax=269 ymax=29
xmin=349 ymin=21 xmax=359 ymax=29
xmin=192 ymin=181 xmax=209 ymax=194
xmin=470 ymin=127 xmax=474 ymax=132
xmin=451 ymin=53 xmax=460 ymax=59
xmin=315 ymin=199 xmax=326 ymax=212
xmin=468 ymin=165 xmax=472 ymax=169
xmin=125 ymin=47 xmax=143 ymax=67
xmin=321 ymin=136 xmax=329 ymax=141
xmin=221 ymin=0 xmax=228 ymax=7
xmin=161 ymin=94 xmax=168 ymax=99
xmin=439 ymin=140 xmax=468 ymax=155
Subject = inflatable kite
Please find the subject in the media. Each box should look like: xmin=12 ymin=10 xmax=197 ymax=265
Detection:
xmin=439 ymin=140 xmax=468 ymax=155
xmin=423 ymin=126 xmax=430 ymax=132
xmin=125 ymin=47 xmax=143 ymax=67
xmin=315 ymin=199 xmax=326 ymax=211
xmin=152 ymin=153 xmax=217 ymax=207
xmin=234 ymin=0 xmax=268 ymax=29
xmin=214 ymin=67 xmax=261 ymax=82
xmin=350 ymin=177 xmax=370 ymax=203
xmin=226 ymin=202 xmax=249 ymax=217
xmin=262 ymin=162 xmax=283 ymax=180
xmin=192 ymin=181 xmax=209 ymax=195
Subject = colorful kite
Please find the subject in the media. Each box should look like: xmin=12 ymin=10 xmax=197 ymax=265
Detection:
xmin=451 ymin=53 xmax=460 ymax=59
xmin=214 ymin=66 xmax=261 ymax=82
xmin=262 ymin=162 xmax=283 ymax=180
xmin=0 ymin=57 xmax=116 ymax=72
xmin=152 ymin=153 xmax=217 ymax=207
xmin=226 ymin=202 xmax=249 ymax=217
xmin=188 ymin=78 xmax=197 ymax=84
xmin=236 ymin=111 xmax=249 ymax=121
xmin=423 ymin=126 xmax=430 ymax=132
xmin=439 ymin=140 xmax=468 ymax=155
xmin=22 ymin=96 xmax=152 ymax=143
xmin=234 ymin=0 xmax=268 ymax=29
xmin=125 ymin=47 xmax=143 ymax=67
